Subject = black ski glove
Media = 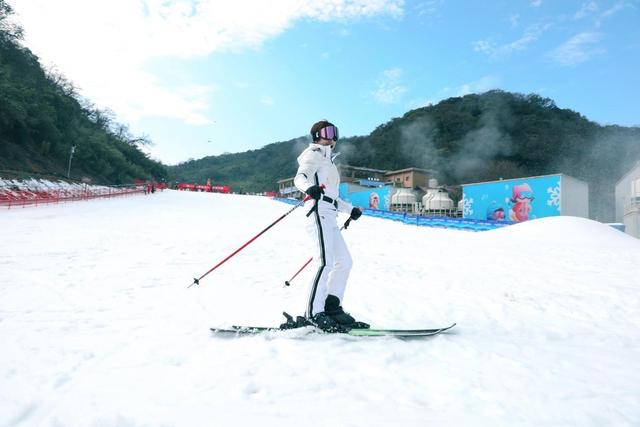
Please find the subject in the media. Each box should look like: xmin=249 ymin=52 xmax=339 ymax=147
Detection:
xmin=305 ymin=185 xmax=324 ymax=201
xmin=350 ymin=207 xmax=362 ymax=220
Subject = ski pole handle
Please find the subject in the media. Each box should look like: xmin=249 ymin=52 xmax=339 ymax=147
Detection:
xmin=304 ymin=184 xmax=325 ymax=217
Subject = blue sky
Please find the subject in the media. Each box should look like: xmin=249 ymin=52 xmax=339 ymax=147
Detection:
xmin=12 ymin=0 xmax=640 ymax=164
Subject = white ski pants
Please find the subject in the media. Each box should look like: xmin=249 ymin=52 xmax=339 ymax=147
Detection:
xmin=305 ymin=205 xmax=353 ymax=317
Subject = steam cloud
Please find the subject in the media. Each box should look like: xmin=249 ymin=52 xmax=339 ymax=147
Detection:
xmin=399 ymin=118 xmax=439 ymax=171
xmin=396 ymin=110 xmax=514 ymax=183
xmin=448 ymin=112 xmax=513 ymax=182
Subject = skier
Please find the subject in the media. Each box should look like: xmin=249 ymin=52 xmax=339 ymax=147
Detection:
xmin=292 ymin=120 xmax=365 ymax=332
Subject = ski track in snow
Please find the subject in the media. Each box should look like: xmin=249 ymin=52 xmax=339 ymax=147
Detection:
xmin=1 ymin=190 xmax=639 ymax=427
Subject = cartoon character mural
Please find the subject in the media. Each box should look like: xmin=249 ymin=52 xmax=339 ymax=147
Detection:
xmin=509 ymin=183 xmax=534 ymax=222
xmin=486 ymin=201 xmax=505 ymax=221
xmin=463 ymin=175 xmax=561 ymax=222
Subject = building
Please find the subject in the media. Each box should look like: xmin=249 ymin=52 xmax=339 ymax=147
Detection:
xmin=337 ymin=165 xmax=387 ymax=185
xmin=461 ymin=174 xmax=589 ymax=222
xmin=277 ymin=164 xmax=441 ymax=214
xmin=337 ymin=165 xmax=437 ymax=189
xmin=276 ymin=177 xmax=303 ymax=199
xmin=384 ymin=167 xmax=435 ymax=189
xmin=615 ymin=161 xmax=640 ymax=238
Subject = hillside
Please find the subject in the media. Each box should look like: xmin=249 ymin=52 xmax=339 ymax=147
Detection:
xmin=171 ymin=91 xmax=640 ymax=221
xmin=2 ymin=191 xmax=639 ymax=426
xmin=3 ymin=0 xmax=639 ymax=219
xmin=0 ymin=2 xmax=167 ymax=184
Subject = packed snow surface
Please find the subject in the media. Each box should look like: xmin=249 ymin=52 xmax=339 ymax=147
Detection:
xmin=1 ymin=190 xmax=639 ymax=426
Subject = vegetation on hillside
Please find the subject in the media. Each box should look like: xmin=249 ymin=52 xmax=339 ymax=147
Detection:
xmin=0 ymin=1 xmax=167 ymax=184
xmin=171 ymin=90 xmax=640 ymax=221
xmin=3 ymin=0 xmax=639 ymax=221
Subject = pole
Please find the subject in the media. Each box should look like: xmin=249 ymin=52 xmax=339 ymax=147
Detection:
xmin=189 ymin=198 xmax=306 ymax=288
xmin=67 ymin=146 xmax=76 ymax=179
xmin=284 ymin=217 xmax=352 ymax=286
xmin=284 ymin=257 xmax=313 ymax=287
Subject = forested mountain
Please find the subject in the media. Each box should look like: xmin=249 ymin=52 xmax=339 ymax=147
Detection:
xmin=2 ymin=0 xmax=639 ymax=221
xmin=0 ymin=1 xmax=167 ymax=184
xmin=171 ymin=90 xmax=640 ymax=221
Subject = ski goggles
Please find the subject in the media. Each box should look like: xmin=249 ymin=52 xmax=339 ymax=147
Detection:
xmin=318 ymin=125 xmax=339 ymax=141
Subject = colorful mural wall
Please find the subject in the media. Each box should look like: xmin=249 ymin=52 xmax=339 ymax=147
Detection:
xmin=463 ymin=175 xmax=562 ymax=222
xmin=339 ymin=184 xmax=393 ymax=210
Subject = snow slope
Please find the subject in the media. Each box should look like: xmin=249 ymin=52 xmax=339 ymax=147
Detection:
xmin=1 ymin=190 xmax=639 ymax=427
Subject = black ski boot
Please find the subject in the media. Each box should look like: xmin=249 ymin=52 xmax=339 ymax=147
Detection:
xmin=311 ymin=311 xmax=348 ymax=333
xmin=324 ymin=295 xmax=370 ymax=329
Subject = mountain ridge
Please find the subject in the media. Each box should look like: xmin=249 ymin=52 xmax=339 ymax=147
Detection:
xmin=170 ymin=90 xmax=640 ymax=221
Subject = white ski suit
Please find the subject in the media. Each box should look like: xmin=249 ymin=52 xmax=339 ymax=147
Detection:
xmin=294 ymin=143 xmax=354 ymax=317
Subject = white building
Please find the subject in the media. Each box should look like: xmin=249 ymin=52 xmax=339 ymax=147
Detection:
xmin=615 ymin=161 xmax=640 ymax=238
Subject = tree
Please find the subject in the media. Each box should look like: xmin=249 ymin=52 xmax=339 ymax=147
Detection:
xmin=170 ymin=90 xmax=640 ymax=221
xmin=0 ymin=0 xmax=23 ymax=43
xmin=0 ymin=4 xmax=168 ymax=184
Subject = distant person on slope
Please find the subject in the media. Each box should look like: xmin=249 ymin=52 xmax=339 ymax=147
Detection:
xmin=293 ymin=120 xmax=366 ymax=332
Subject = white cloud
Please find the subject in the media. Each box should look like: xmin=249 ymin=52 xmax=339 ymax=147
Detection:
xmin=573 ymin=1 xmax=627 ymax=26
xmin=574 ymin=1 xmax=598 ymax=20
xmin=472 ymin=39 xmax=493 ymax=54
xmin=510 ymin=13 xmax=520 ymax=28
xmin=383 ymin=68 xmax=403 ymax=79
xmin=415 ymin=1 xmax=443 ymax=17
xmin=456 ymin=75 xmax=500 ymax=96
xmin=260 ymin=96 xmax=274 ymax=106
xmin=12 ymin=0 xmax=403 ymax=126
xmin=373 ymin=67 xmax=407 ymax=103
xmin=530 ymin=0 xmax=543 ymax=7
xmin=473 ymin=23 xmax=552 ymax=58
xmin=407 ymin=97 xmax=438 ymax=109
xmin=407 ymin=76 xmax=499 ymax=109
xmin=595 ymin=1 xmax=626 ymax=27
xmin=548 ymin=32 xmax=604 ymax=66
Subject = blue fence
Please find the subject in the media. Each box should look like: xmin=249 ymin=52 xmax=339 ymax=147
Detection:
xmin=272 ymin=197 xmax=514 ymax=232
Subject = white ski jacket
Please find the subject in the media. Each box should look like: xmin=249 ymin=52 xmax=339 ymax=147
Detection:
xmin=294 ymin=143 xmax=353 ymax=214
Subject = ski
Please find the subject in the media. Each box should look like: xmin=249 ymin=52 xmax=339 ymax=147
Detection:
xmin=210 ymin=323 xmax=456 ymax=338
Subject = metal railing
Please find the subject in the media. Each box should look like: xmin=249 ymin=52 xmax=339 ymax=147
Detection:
xmin=0 ymin=181 xmax=144 ymax=209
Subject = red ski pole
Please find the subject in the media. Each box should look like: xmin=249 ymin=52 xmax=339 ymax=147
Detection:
xmin=189 ymin=198 xmax=308 ymax=288
xmin=284 ymin=217 xmax=352 ymax=287
xmin=284 ymin=257 xmax=313 ymax=287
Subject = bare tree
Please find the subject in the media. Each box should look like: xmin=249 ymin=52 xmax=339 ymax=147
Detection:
xmin=45 ymin=66 xmax=79 ymax=98
xmin=0 ymin=0 xmax=24 ymax=42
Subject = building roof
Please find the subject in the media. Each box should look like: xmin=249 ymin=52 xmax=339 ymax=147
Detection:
xmin=461 ymin=173 xmax=586 ymax=187
xmin=276 ymin=177 xmax=295 ymax=184
xmin=338 ymin=164 xmax=388 ymax=174
xmin=385 ymin=167 xmax=436 ymax=176
xmin=278 ymin=165 xmax=438 ymax=183
xmin=616 ymin=161 xmax=640 ymax=185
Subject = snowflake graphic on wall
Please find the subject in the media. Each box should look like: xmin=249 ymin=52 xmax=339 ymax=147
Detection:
xmin=463 ymin=197 xmax=474 ymax=216
xmin=547 ymin=184 xmax=561 ymax=212
xmin=383 ymin=194 xmax=391 ymax=210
